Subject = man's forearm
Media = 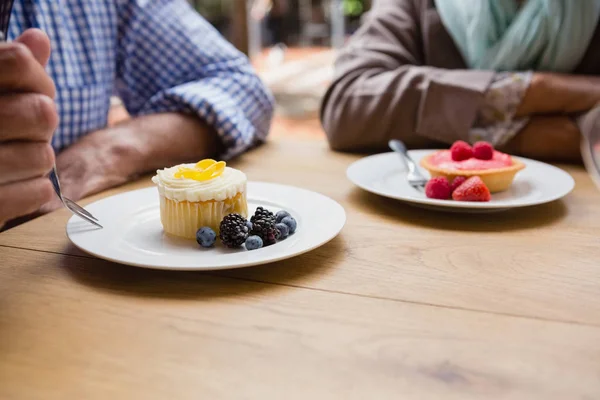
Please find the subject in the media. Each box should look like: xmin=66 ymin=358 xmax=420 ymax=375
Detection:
xmin=56 ymin=112 xmax=220 ymax=201
xmin=516 ymin=73 xmax=600 ymax=118
xmin=105 ymin=112 xmax=221 ymax=177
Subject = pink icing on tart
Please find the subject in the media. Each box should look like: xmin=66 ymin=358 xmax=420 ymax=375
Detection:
xmin=427 ymin=150 xmax=513 ymax=171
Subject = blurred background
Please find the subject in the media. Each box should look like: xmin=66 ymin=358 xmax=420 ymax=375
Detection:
xmin=111 ymin=0 xmax=371 ymax=137
xmin=191 ymin=0 xmax=373 ymax=118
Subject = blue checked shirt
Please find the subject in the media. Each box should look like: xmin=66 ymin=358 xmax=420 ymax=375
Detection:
xmin=7 ymin=0 xmax=274 ymax=159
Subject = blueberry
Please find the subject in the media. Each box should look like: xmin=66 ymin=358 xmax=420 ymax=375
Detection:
xmin=245 ymin=235 xmax=263 ymax=251
xmin=275 ymin=223 xmax=289 ymax=239
xmin=275 ymin=210 xmax=291 ymax=223
xmin=246 ymin=220 xmax=253 ymax=231
xmin=281 ymin=216 xmax=297 ymax=234
xmin=196 ymin=227 xmax=216 ymax=248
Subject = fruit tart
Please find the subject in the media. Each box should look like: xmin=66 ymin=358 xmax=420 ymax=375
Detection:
xmin=420 ymin=141 xmax=525 ymax=193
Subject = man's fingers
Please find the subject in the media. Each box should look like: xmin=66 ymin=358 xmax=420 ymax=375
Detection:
xmin=0 ymin=142 xmax=55 ymax=185
xmin=0 ymin=177 xmax=55 ymax=226
xmin=0 ymin=30 xmax=58 ymax=228
xmin=0 ymin=42 xmax=56 ymax=98
xmin=14 ymin=28 xmax=52 ymax=66
xmin=0 ymin=93 xmax=58 ymax=142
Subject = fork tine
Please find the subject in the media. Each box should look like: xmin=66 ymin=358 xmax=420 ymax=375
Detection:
xmin=48 ymin=165 xmax=101 ymax=225
xmin=410 ymin=183 xmax=425 ymax=192
xmin=66 ymin=203 xmax=103 ymax=228
xmin=64 ymin=198 xmax=99 ymax=221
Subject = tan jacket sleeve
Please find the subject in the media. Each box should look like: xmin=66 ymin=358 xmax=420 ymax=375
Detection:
xmin=320 ymin=0 xmax=495 ymax=151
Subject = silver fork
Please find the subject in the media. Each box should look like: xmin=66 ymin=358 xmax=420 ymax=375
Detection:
xmin=48 ymin=169 xmax=102 ymax=228
xmin=1 ymin=16 xmax=102 ymax=228
xmin=388 ymin=139 xmax=428 ymax=191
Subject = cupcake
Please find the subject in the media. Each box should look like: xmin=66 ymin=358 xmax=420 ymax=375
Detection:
xmin=152 ymin=159 xmax=248 ymax=239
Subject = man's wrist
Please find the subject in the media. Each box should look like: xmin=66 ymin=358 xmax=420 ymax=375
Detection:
xmin=96 ymin=125 xmax=147 ymax=180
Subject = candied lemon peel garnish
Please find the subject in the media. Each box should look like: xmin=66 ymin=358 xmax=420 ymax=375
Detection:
xmin=174 ymin=159 xmax=226 ymax=181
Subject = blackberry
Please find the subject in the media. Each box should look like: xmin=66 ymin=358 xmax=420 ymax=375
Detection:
xmin=263 ymin=228 xmax=280 ymax=246
xmin=250 ymin=207 xmax=279 ymax=245
xmin=219 ymin=214 xmax=249 ymax=248
xmin=251 ymin=207 xmax=275 ymax=225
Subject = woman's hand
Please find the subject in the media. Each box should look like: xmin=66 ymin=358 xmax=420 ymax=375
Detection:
xmin=503 ymin=116 xmax=581 ymax=162
xmin=515 ymin=73 xmax=600 ymax=118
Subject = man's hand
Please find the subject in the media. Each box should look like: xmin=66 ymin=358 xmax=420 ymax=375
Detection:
xmin=0 ymin=29 xmax=59 ymax=227
xmin=38 ymin=131 xmax=132 ymax=214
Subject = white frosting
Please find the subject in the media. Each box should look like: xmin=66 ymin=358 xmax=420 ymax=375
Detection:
xmin=151 ymin=164 xmax=246 ymax=202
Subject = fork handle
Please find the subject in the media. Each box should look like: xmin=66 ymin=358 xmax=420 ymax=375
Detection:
xmin=388 ymin=139 xmax=419 ymax=175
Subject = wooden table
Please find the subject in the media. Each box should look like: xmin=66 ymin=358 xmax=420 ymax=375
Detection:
xmin=1 ymin=134 xmax=600 ymax=399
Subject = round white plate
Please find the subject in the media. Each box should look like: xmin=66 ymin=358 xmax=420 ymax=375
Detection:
xmin=66 ymin=182 xmax=346 ymax=270
xmin=347 ymin=150 xmax=575 ymax=212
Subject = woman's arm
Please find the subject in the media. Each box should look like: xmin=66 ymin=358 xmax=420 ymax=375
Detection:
xmin=498 ymin=73 xmax=600 ymax=163
xmin=502 ymin=116 xmax=582 ymax=163
xmin=321 ymin=0 xmax=495 ymax=152
xmin=322 ymin=0 xmax=599 ymax=155
xmin=515 ymin=73 xmax=600 ymax=118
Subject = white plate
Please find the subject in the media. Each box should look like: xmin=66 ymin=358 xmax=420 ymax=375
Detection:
xmin=347 ymin=150 xmax=575 ymax=212
xmin=66 ymin=182 xmax=346 ymax=270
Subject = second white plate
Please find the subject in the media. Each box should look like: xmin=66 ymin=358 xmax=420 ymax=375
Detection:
xmin=347 ymin=150 xmax=575 ymax=212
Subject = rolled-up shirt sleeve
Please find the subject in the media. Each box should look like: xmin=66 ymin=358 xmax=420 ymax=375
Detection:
xmin=320 ymin=0 xmax=494 ymax=151
xmin=115 ymin=0 xmax=274 ymax=160
xmin=469 ymin=72 xmax=533 ymax=146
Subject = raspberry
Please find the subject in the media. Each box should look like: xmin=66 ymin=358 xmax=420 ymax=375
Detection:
xmin=473 ymin=141 xmax=494 ymax=160
xmin=450 ymin=140 xmax=473 ymax=161
xmin=452 ymin=176 xmax=491 ymax=202
xmin=450 ymin=176 xmax=467 ymax=193
xmin=425 ymin=177 xmax=451 ymax=200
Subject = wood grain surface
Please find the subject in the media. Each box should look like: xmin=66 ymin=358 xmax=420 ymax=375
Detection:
xmin=1 ymin=135 xmax=599 ymax=399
